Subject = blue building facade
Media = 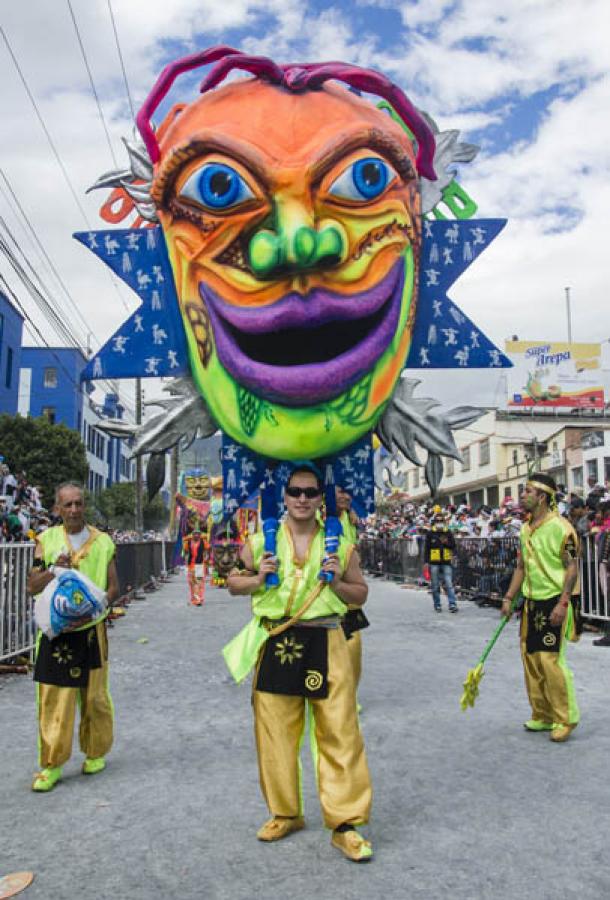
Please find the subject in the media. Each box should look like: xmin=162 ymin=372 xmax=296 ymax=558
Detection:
xmin=18 ymin=347 xmax=134 ymax=492
xmin=19 ymin=346 xmax=85 ymax=429
xmin=0 ymin=290 xmax=24 ymax=416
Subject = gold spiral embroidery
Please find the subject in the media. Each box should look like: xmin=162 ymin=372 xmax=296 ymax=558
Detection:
xmin=305 ymin=669 xmax=323 ymax=691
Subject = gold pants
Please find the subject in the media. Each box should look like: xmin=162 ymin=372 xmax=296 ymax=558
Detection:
xmin=346 ymin=631 xmax=362 ymax=688
xmin=36 ymin=622 xmax=114 ymax=768
xmin=520 ymin=604 xmax=579 ymax=727
xmin=253 ymin=626 xmax=372 ymax=830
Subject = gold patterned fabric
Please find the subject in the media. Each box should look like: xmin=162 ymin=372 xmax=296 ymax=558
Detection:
xmin=36 ymin=621 xmax=113 ymax=768
xmin=346 ymin=631 xmax=362 ymax=688
xmin=253 ymin=626 xmax=372 ymax=829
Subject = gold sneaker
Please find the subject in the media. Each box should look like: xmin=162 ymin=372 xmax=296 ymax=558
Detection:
xmin=550 ymin=724 xmax=577 ymax=743
xmin=331 ymin=828 xmax=373 ymax=862
xmin=256 ymin=816 xmax=305 ymax=842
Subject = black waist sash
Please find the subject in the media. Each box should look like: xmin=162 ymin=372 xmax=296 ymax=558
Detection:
xmin=256 ymin=625 xmax=329 ymax=699
xmin=341 ymin=608 xmax=370 ymax=639
xmin=525 ymin=597 xmax=562 ymax=654
xmin=34 ymin=625 xmax=103 ymax=687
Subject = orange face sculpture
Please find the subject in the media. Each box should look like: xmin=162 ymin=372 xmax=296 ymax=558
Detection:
xmin=139 ymin=52 xmax=434 ymax=460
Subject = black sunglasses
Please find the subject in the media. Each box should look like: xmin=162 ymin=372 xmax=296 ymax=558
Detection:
xmin=285 ymin=486 xmax=322 ymax=499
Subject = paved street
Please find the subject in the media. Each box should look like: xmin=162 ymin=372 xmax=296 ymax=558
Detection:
xmin=2 ymin=574 xmax=610 ymax=900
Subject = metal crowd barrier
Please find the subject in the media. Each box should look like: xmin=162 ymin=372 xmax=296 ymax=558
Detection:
xmin=359 ymin=535 xmax=519 ymax=602
xmin=361 ymin=533 xmax=610 ymax=621
xmin=0 ymin=542 xmax=35 ymax=663
xmin=0 ymin=540 xmax=172 ymax=663
xmin=580 ymin=535 xmax=610 ymax=623
xmin=359 ymin=535 xmax=425 ymax=582
xmin=114 ymin=540 xmax=172 ymax=597
xmin=452 ymin=537 xmax=519 ymax=601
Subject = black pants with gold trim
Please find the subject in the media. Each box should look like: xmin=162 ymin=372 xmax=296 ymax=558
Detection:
xmin=36 ymin=622 xmax=114 ymax=768
xmin=253 ymin=626 xmax=372 ymax=829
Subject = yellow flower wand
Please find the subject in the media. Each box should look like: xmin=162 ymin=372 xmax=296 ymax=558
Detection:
xmin=460 ymin=596 xmax=522 ymax=711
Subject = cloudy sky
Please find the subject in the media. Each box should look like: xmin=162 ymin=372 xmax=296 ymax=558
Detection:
xmin=0 ymin=0 xmax=608 ymax=412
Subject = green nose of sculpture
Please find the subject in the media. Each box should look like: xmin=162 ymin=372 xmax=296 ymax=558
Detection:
xmin=249 ymin=224 xmax=345 ymax=278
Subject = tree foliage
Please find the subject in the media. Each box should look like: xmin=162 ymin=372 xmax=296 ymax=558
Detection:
xmin=0 ymin=414 xmax=88 ymax=508
xmin=89 ymin=481 xmax=168 ymax=530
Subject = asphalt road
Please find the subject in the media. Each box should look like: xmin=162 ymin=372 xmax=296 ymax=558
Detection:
xmin=2 ymin=574 xmax=609 ymax=900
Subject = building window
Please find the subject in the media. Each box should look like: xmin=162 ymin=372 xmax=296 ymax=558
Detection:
xmin=605 ymin=458 xmax=610 ymax=485
xmin=479 ymin=438 xmax=490 ymax=467
xmin=461 ymin=447 xmax=471 ymax=472
xmin=572 ymin=467 xmax=583 ymax=490
xmin=41 ymin=406 xmax=55 ymax=424
xmin=5 ymin=347 xmax=13 ymax=388
xmin=504 ymin=487 xmax=512 ymax=499
xmin=413 ymin=468 xmax=420 ymax=489
xmin=43 ymin=367 xmax=58 ymax=388
xmin=587 ymin=458 xmax=599 ymax=485
xmin=446 ymin=458 xmax=454 ymax=477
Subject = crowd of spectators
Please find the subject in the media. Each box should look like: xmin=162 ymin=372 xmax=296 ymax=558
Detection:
xmin=363 ymin=480 xmax=610 ymax=544
xmin=363 ymin=497 xmax=523 ymax=541
xmin=110 ymin=529 xmax=167 ymax=544
xmin=0 ymin=461 xmax=50 ymax=542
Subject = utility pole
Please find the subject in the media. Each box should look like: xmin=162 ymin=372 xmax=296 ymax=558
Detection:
xmin=565 ymin=286 xmax=572 ymax=344
xmin=135 ymin=377 xmax=143 ymax=534
xmin=169 ymin=443 xmax=179 ymax=540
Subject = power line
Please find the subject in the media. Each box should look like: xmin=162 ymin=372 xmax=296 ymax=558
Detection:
xmin=0 ymin=273 xmax=85 ymax=393
xmin=0 ymin=235 xmax=80 ymax=347
xmin=66 ymin=0 xmax=119 ymax=168
xmin=0 ymin=215 xmax=87 ymax=346
xmin=0 ymin=25 xmax=92 ymax=229
xmin=107 ymin=0 xmax=136 ymax=122
xmin=0 ymin=229 xmax=135 ymax=417
xmin=0 ymin=27 xmax=131 ymax=316
xmin=0 ymin=170 xmax=93 ymax=341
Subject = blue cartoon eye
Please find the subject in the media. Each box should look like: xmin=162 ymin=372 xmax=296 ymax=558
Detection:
xmin=328 ymin=157 xmax=395 ymax=201
xmin=179 ymin=162 xmax=255 ymax=210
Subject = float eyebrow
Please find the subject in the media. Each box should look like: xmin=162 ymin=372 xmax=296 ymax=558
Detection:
xmin=310 ymin=129 xmax=416 ymax=186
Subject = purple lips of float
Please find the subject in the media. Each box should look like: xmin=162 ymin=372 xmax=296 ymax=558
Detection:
xmin=200 ymin=260 xmax=405 ymax=407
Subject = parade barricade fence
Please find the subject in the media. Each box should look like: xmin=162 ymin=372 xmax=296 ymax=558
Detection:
xmin=359 ymin=535 xmax=519 ymax=603
xmin=114 ymin=540 xmax=172 ymax=598
xmin=0 ymin=541 xmax=171 ymax=663
xmin=0 ymin=542 xmax=35 ymax=663
xmin=580 ymin=535 xmax=610 ymax=624
xmin=359 ymin=536 xmax=425 ymax=582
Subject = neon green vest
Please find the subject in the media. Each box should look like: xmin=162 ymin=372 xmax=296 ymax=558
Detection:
xmin=37 ymin=525 xmax=116 ymax=629
xmin=520 ymin=513 xmax=578 ymax=600
xmin=250 ymin=522 xmax=350 ymax=620
xmin=340 ymin=510 xmax=358 ymax=545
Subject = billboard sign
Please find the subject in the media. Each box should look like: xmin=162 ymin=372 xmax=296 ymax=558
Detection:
xmin=506 ymin=341 xmax=604 ymax=409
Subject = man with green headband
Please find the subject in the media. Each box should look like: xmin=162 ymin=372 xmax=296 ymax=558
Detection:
xmin=227 ymin=464 xmax=373 ymax=862
xmin=501 ymin=472 xmax=580 ymax=742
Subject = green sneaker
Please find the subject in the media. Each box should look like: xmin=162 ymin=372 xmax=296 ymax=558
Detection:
xmin=82 ymin=757 xmax=106 ymax=775
xmin=32 ymin=766 xmax=62 ymax=792
xmin=523 ymin=719 xmax=553 ymax=732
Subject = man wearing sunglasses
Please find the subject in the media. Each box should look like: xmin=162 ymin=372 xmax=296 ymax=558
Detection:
xmin=227 ymin=465 xmax=372 ymax=862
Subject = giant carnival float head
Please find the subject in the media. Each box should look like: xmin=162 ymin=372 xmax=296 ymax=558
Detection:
xmin=81 ymin=45 xmax=510 ymax=515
